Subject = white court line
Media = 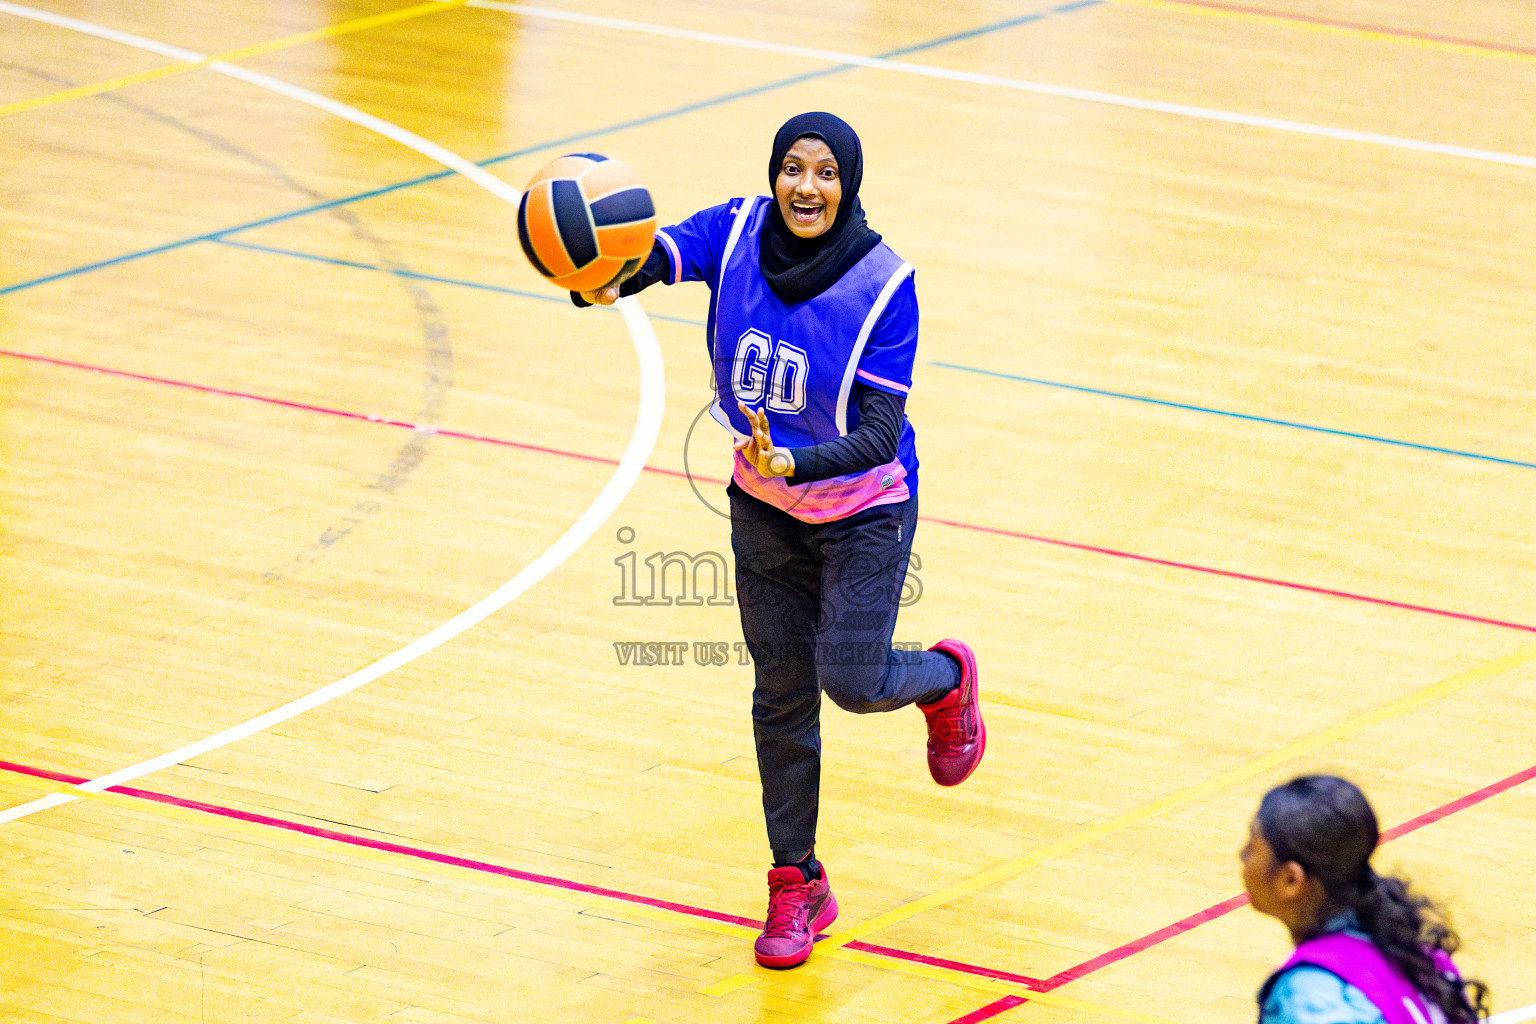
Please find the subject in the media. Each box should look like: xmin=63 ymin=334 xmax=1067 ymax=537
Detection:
xmin=464 ymin=9 xmax=1531 ymax=1012
xmin=0 ymin=2 xmax=665 ymax=823
xmin=455 ymin=0 xmax=1536 ymax=172
xmin=1490 ymin=1005 xmax=1536 ymax=1024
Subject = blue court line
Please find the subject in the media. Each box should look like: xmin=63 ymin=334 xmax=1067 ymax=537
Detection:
xmin=0 ymin=1 xmax=1101 ymax=297
xmin=932 ymin=360 xmax=1536 ymax=470
xmin=223 ymin=242 xmax=1531 ymax=475
xmin=211 ymin=238 xmax=709 ymax=327
xmin=880 ymin=0 xmax=1101 ymax=53
xmin=219 ymin=240 xmax=1526 ymax=474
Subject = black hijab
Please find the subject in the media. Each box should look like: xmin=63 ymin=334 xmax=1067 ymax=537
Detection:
xmin=758 ymin=112 xmax=883 ymax=305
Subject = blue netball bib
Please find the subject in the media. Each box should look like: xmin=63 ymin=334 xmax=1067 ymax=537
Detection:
xmin=706 ymin=197 xmax=915 ymax=522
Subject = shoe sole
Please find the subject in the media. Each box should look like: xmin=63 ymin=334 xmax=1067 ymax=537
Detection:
xmin=753 ymin=891 xmax=839 ymax=969
xmin=930 ymin=639 xmax=985 ymax=787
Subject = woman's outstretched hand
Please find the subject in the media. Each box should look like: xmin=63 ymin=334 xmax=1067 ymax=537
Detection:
xmin=579 ymin=284 xmax=621 ymax=305
xmin=736 ymin=402 xmax=795 ymax=478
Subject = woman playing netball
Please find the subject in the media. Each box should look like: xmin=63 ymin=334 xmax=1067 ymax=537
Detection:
xmin=1241 ymin=775 xmax=1489 ymax=1023
xmin=577 ymin=111 xmax=985 ymax=969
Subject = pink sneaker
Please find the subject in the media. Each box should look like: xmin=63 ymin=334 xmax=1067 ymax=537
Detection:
xmin=753 ymin=866 xmax=838 ymax=969
xmin=918 ymin=639 xmax=986 ymax=786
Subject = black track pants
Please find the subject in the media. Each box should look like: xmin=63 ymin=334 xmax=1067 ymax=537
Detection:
xmin=729 ymin=482 xmax=960 ymax=853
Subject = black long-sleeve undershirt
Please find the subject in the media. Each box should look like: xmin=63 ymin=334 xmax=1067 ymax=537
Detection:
xmin=786 ymin=385 xmax=904 ymax=483
xmin=571 ymin=243 xmax=906 ymax=483
xmin=568 ymin=245 xmax=669 ymax=307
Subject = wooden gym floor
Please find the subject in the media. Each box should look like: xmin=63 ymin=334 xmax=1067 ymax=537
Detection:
xmin=2 ymin=1 xmax=1533 ymax=1021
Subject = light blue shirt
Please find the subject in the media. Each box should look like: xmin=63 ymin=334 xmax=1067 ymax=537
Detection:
xmin=1261 ymin=916 xmax=1384 ymax=1024
xmin=1260 ymin=964 xmax=1385 ymax=1024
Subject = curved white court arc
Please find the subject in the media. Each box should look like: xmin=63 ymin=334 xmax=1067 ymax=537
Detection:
xmin=0 ymin=1 xmax=667 ymax=824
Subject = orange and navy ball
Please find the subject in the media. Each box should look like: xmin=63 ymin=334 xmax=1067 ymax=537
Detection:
xmin=517 ymin=153 xmax=657 ymax=293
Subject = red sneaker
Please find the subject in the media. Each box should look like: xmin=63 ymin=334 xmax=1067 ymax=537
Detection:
xmin=753 ymin=866 xmax=838 ymax=969
xmin=918 ymin=639 xmax=986 ymax=786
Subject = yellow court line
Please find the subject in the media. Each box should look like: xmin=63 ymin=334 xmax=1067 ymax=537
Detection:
xmin=821 ymin=642 xmax=1536 ymax=951
xmin=4 ymin=647 xmax=1532 ymax=1022
xmin=0 ymin=0 xmax=467 ymax=119
xmin=0 ymin=770 xmax=1180 ymax=1024
xmin=9 ymin=648 xmax=1530 ymax=1018
xmin=1111 ymin=0 xmax=1536 ymax=64
xmin=700 ymin=946 xmax=1188 ymax=1023
xmin=820 ymin=944 xmax=1186 ymax=1024
xmin=700 ymin=973 xmax=754 ymax=997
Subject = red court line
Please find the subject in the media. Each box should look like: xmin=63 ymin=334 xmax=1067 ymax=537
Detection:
xmin=0 ymin=766 xmax=1038 ymax=986
xmin=0 ymin=347 xmax=690 ymax=480
xmin=3 ymin=762 xmax=83 ymax=786
xmin=0 ymin=755 xmax=1043 ymax=989
xmin=923 ymin=516 xmax=1536 ymax=635
xmin=1156 ymin=0 xmax=1536 ymax=57
xmin=1036 ymin=894 xmax=1251 ymax=989
xmin=941 ymin=760 xmax=1536 ymax=1023
xmin=0 ymin=756 xmax=1044 ymax=982
xmin=0 ymin=759 xmax=760 ymax=930
xmin=8 ymin=346 xmax=1535 ymax=636
xmin=7 ymin=755 xmax=1534 ymax=1017
xmin=947 ymin=995 xmax=1030 ymax=1022
xmin=847 ymin=941 xmax=1048 ymax=991
xmin=1378 ymin=762 xmax=1536 ymax=843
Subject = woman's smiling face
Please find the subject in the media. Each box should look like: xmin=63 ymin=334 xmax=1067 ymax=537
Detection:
xmin=774 ymin=136 xmax=841 ymax=239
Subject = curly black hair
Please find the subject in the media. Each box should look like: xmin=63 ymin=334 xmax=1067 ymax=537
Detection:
xmin=1258 ymin=775 xmax=1490 ymax=1023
